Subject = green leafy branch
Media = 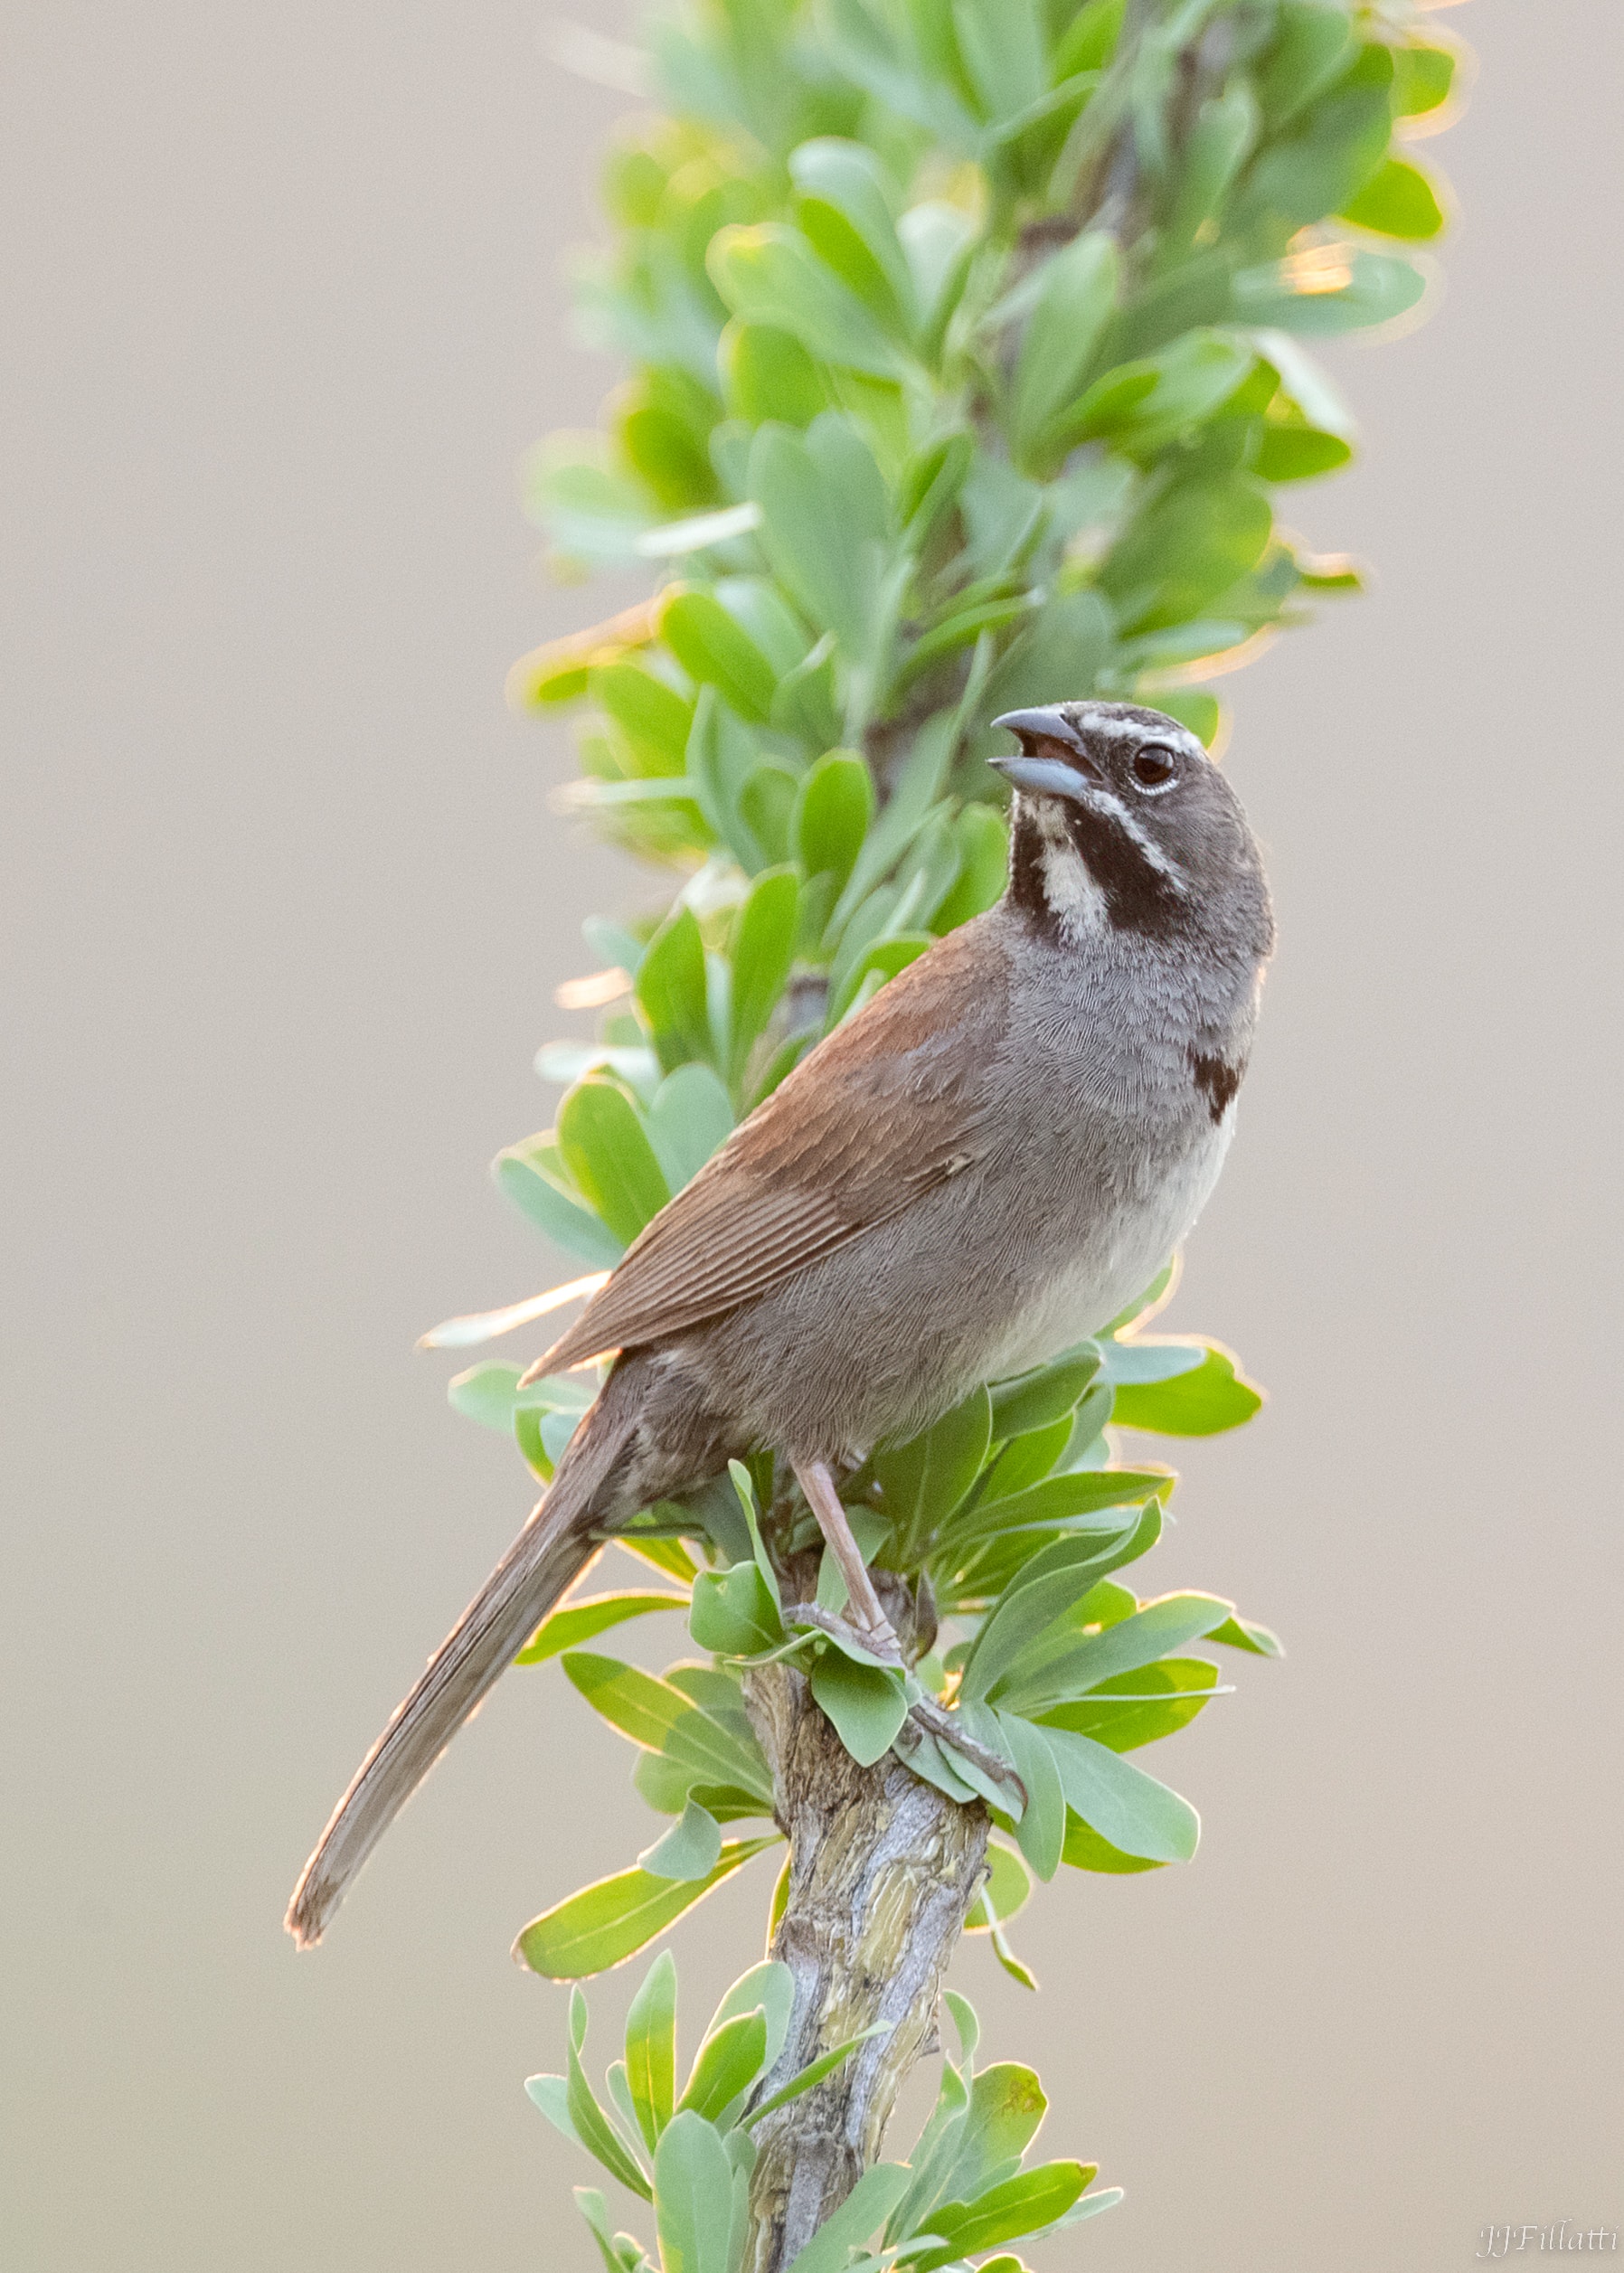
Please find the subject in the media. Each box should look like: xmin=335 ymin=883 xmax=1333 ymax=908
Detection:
xmin=422 ymin=0 xmax=1469 ymax=2259
xmin=530 ymin=1966 xmax=1119 ymax=2273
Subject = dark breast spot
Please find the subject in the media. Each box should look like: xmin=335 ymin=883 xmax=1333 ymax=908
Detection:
xmin=1190 ymin=1049 xmax=1245 ymax=1124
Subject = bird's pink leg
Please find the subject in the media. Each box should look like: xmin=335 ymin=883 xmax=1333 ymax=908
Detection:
xmin=791 ymin=1457 xmax=902 ymax=1665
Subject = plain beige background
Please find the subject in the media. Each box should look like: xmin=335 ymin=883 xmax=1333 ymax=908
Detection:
xmin=4 ymin=4 xmax=1621 ymax=2267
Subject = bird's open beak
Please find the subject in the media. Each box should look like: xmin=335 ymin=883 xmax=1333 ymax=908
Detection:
xmin=989 ymin=708 xmax=1102 ymax=803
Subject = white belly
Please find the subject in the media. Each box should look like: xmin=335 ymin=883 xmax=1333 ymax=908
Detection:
xmin=981 ymin=1120 xmax=1232 ymax=1379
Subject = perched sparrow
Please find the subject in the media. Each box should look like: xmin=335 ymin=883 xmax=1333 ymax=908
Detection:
xmin=287 ymin=701 xmax=1273 ymax=1947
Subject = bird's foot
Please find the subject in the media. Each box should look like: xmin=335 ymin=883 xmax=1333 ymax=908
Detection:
xmin=782 ymin=1599 xmax=903 ymax=1668
xmin=791 ymin=1456 xmax=905 ymax=1665
xmin=907 ymin=1695 xmax=1029 ymax=1807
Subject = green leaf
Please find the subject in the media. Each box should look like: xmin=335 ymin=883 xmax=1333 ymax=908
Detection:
xmin=1064 ymin=331 xmax=1253 ymax=456
xmin=637 ymin=905 xmax=713 ymax=1074
xmin=1256 ymin=3 xmax=1355 ymax=131
xmin=1061 ymin=1812 xmax=1166 ymax=1873
xmin=705 ymin=1959 xmax=795 ymax=2073
xmin=786 ymin=2165 xmax=911 ymax=2273
xmin=688 ymin=1560 xmax=786 ymax=1657
xmin=1241 ymin=41 xmax=1394 ymax=232
xmin=953 ymin=0 xmax=1046 ymax=124
xmin=623 ymin=1950 xmax=678 ymax=2153
xmin=567 ymin=1988 xmax=654 ymax=2198
xmin=749 ymin=417 xmax=891 ymax=655
xmin=1158 ymin=84 xmax=1260 ymax=261
xmin=739 ymin=764 xmax=798 ymax=868
xmin=789 ymin=137 xmax=915 ymax=335
xmin=947 ymin=1468 xmax=1166 ymax=1551
xmin=1039 ymin=1658 xmax=1221 ymax=1752
xmin=721 ymin=322 xmax=828 ymax=428
xmin=1099 ymin=1337 xmax=1203 ymax=1385
xmin=1053 ymin=0 xmax=1123 ymax=78
xmin=571 ymin=2183 xmax=651 ymax=2273
xmin=1009 ymin=231 xmax=1117 ymax=466
xmin=709 ymin=223 xmax=907 ymax=380
xmin=882 ymin=2057 xmax=971 ymax=2246
xmin=677 ymin=2007 xmax=768 ymax=2121
xmin=772 ymin=637 xmax=844 ymax=752
xmin=930 ymin=803 xmax=1008 ymax=931
xmin=957 ymin=1536 xmax=1135 ymax=1705
xmin=638 ymin=1798 xmax=724 ymax=1883
xmin=1101 ymin=472 xmax=1273 ymax=634
xmin=1231 ymin=246 xmax=1427 ymax=336
xmin=659 ymin=587 xmax=779 ymax=723
xmin=729 ymin=867 xmax=800 ymax=1084
xmin=1110 ymin=1343 xmax=1262 ymax=1435
xmin=931 ymin=2062 xmax=1048 ymax=2211
xmin=1339 ymin=156 xmax=1446 ymax=241
xmin=686 ymin=690 xmax=775 ymax=874
xmin=1041 ymin=1725 xmax=1201 ymax=1862
xmin=745 ymin=2024 xmax=885 ymax=2127
xmin=729 ymin=1458 xmax=785 ymax=1618
xmin=991 ymin=1589 xmax=1232 ymax=1717
xmin=516 ymin=1591 xmax=689 ymax=1667
xmin=996 ymin=1715 xmax=1066 ymax=1882
xmin=493 ymin=1137 xmax=626 ymax=1267
xmin=514 ymin=1841 xmax=779 ymax=1978
xmin=809 ymin=1654 xmax=910 ymax=1767
xmin=447 ymin=1359 xmax=525 ymax=1434
xmin=524 ymin=2070 xmax=580 ymax=2147
xmin=561 ymin=1654 xmax=772 ymax=1797
xmin=965 ymin=1839 xmax=1032 ymax=1933
xmin=829 ymin=931 xmax=932 ymax=1024
xmin=645 ymin=1063 xmax=734 ymax=1194
xmin=1392 ymin=42 xmax=1456 ymax=119
xmin=911 ymin=2161 xmax=1092 ymax=2268
xmin=655 ymin=2111 xmax=736 ymax=2273
xmin=873 ymin=1384 xmax=992 ymax=1551
xmin=590 ymin=661 xmax=694 ymax=777
xmin=530 ymin=445 xmax=654 ymax=567
xmin=988 ymin=1349 xmax=1102 ymax=1441
xmin=556 ymin=1078 xmax=671 ymax=1248
xmin=899 ymin=201 xmax=978 ymax=359
xmin=1254 ymin=422 xmax=1351 ymax=482
xmin=791 ymin=750 xmax=874 ymax=894
xmin=1206 ymin=1612 xmax=1285 ymax=1658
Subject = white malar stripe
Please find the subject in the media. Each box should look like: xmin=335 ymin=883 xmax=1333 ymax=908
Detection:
xmin=1033 ymin=805 xmax=1108 ymax=938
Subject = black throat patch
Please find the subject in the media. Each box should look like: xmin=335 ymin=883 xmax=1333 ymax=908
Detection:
xmin=1008 ymin=801 xmax=1058 ymax=930
xmin=1062 ymin=799 xmax=1185 ymax=938
xmin=1007 ymin=796 xmax=1186 ymax=939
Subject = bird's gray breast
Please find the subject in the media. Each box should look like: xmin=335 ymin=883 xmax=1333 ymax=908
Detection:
xmin=964 ymin=929 xmax=1249 ymax=1380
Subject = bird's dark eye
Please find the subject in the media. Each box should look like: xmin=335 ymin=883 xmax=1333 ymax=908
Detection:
xmin=1130 ymin=743 xmax=1177 ymax=791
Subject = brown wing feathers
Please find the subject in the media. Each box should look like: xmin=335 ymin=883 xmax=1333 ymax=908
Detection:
xmin=528 ymin=922 xmax=1005 ymax=1378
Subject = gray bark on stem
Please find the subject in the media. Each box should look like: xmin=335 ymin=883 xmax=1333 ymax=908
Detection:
xmin=741 ymin=1663 xmax=989 ymax=2273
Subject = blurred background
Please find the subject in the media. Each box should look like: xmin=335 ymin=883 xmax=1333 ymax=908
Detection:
xmin=4 ymin=4 xmax=1621 ymax=2267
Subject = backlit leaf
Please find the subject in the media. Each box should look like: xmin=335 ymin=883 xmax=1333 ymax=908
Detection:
xmin=517 ymin=1591 xmax=689 ymax=1666
xmin=515 ymin=1841 xmax=779 ymax=1978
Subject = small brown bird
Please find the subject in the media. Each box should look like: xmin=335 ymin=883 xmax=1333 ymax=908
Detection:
xmin=287 ymin=701 xmax=1273 ymax=1947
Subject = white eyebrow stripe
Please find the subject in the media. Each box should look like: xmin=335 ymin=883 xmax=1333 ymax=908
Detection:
xmin=1043 ymin=706 xmax=1206 ymax=762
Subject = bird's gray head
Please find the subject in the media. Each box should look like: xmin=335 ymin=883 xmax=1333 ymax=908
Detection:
xmin=990 ymin=700 xmax=1274 ymax=962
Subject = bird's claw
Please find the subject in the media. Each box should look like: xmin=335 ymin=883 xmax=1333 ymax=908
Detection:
xmin=783 ymin=1599 xmax=904 ymax=1667
xmin=906 ymin=1696 xmax=1029 ymax=1807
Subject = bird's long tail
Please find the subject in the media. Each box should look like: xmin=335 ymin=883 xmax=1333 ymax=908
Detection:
xmin=285 ymin=1367 xmax=639 ymax=1949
